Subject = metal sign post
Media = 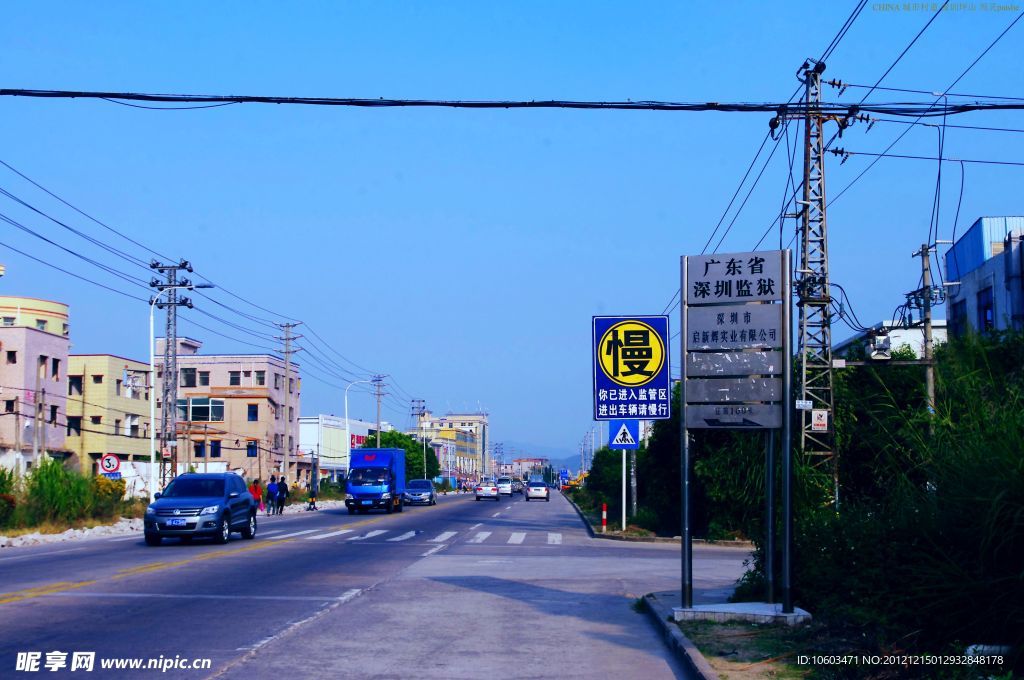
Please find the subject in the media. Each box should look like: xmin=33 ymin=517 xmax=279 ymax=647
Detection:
xmin=608 ymin=418 xmax=640 ymax=532
xmin=680 ymin=249 xmax=792 ymax=611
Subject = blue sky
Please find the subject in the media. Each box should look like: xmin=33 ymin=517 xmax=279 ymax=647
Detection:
xmin=1 ymin=2 xmax=1021 ymax=459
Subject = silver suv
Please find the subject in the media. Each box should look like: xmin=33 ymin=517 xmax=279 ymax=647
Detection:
xmin=144 ymin=473 xmax=257 ymax=546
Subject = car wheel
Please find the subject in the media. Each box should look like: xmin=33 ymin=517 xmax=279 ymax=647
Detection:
xmin=347 ymin=507 xmax=354 ymax=514
xmin=215 ymin=514 xmax=230 ymax=544
xmin=144 ymin=533 xmax=161 ymax=546
xmin=475 ymin=497 xmax=480 ymax=501
xmin=241 ymin=513 xmax=257 ymax=539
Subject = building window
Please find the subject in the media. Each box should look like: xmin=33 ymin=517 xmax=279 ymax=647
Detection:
xmin=199 ymin=371 xmax=210 ymax=387
xmin=177 ymin=398 xmax=225 ymax=422
xmin=92 ymin=374 xmax=103 ymax=384
xmin=243 ymin=370 xmax=251 ymax=381
xmin=62 ymin=323 xmax=69 ymax=337
xmin=977 ymin=287 xmax=995 ymax=331
xmin=2 ymin=317 xmax=13 ymax=326
xmin=288 ymin=436 xmax=293 ymax=452
xmin=229 ymin=371 xmax=241 ymax=386
xmin=180 ymin=368 xmax=196 ymax=387
xmin=246 ymin=441 xmax=258 ymax=457
xmin=255 ymin=371 xmax=265 ymax=386
xmin=114 ymin=418 xmax=122 ymax=434
xmin=35 ymin=319 xmax=47 ymax=331
xmin=4 ymin=400 xmax=14 ymax=413
xmin=289 ymin=378 xmax=294 ymax=394
xmin=289 ymin=406 xmax=294 ymax=422
xmin=128 ymin=415 xmax=140 ymax=438
xmin=274 ymin=374 xmax=282 ymax=390
xmin=49 ymin=405 xmax=57 ymax=424
xmin=115 ymin=379 xmax=122 ymax=396
xmin=90 ymin=415 xmax=102 ymax=425
xmin=67 ymin=416 xmax=81 ymax=436
xmin=210 ymin=440 xmax=221 ymax=458
xmin=51 ymin=358 xmax=60 ymax=380
xmin=274 ymin=405 xmax=280 ymax=420
xmin=273 ymin=433 xmax=281 ymax=449
xmin=950 ymin=299 xmax=967 ymax=337
xmin=5 ymin=351 xmax=15 ymax=365
xmin=194 ymin=441 xmax=205 ymax=458
xmin=247 ymin=404 xmax=258 ymax=422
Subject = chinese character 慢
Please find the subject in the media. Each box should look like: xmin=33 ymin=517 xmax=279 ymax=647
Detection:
xmin=747 ymin=255 xmax=766 ymax=274
xmin=44 ymin=652 xmax=67 ymax=673
xmin=702 ymin=258 xmax=720 ymax=276
xmin=16 ymin=652 xmax=41 ymax=672
xmin=714 ymin=280 xmax=733 ymax=298
xmin=605 ymin=328 xmax=655 ymax=379
xmin=757 ymin=278 xmax=776 ymax=297
xmin=70 ymin=653 xmax=95 ymax=672
xmin=725 ymin=258 xmax=742 ymax=275
xmin=693 ymin=281 xmax=711 ymax=298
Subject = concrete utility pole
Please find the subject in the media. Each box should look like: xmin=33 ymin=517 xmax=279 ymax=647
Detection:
xmin=150 ymin=260 xmax=194 ymax=486
xmin=372 ymin=375 xmax=386 ymax=447
xmin=909 ymin=241 xmax=950 ymax=431
xmin=794 ymin=60 xmax=837 ymax=504
xmin=276 ymin=322 xmax=302 ymax=483
xmin=411 ymin=398 xmax=426 ymax=477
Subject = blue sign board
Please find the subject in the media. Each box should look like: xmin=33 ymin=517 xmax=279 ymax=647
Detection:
xmin=102 ymin=472 xmax=122 ymax=481
xmin=607 ymin=419 xmax=641 ymax=449
xmin=592 ymin=315 xmax=671 ymax=421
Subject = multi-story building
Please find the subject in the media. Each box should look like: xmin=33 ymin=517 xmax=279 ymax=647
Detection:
xmin=64 ymin=354 xmax=152 ymax=497
xmin=298 ymin=414 xmax=376 ymax=483
xmin=0 ymin=296 xmax=70 ymax=474
xmin=428 ymin=426 xmax=480 ymax=481
xmin=155 ymin=337 xmax=300 ymax=484
xmin=944 ymin=217 xmax=1024 ymax=336
xmin=834 ymin=320 xmax=947 ymax=359
xmin=415 ymin=410 xmax=489 ymax=473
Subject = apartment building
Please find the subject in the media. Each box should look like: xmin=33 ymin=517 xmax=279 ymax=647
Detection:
xmin=155 ymin=337 xmax=300 ymax=484
xmin=298 ymin=415 xmax=376 ymax=483
xmin=0 ymin=296 xmax=70 ymax=474
xmin=415 ymin=410 xmax=490 ymax=474
xmin=65 ymin=355 xmax=152 ymax=497
xmin=945 ymin=217 xmax=1024 ymax=336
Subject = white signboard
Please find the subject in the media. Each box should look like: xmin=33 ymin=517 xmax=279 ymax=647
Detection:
xmin=685 ymin=404 xmax=783 ymax=429
xmin=686 ymin=304 xmax=783 ymax=350
xmin=795 ymin=399 xmax=813 ymax=410
xmin=811 ymin=409 xmax=829 ymax=432
xmin=687 ymin=351 xmax=782 ymax=377
xmin=685 ymin=251 xmax=783 ymax=305
xmin=685 ymin=378 xmax=782 ymax=403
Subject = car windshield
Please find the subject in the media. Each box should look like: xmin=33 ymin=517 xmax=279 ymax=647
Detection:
xmin=348 ymin=467 xmax=390 ymax=485
xmin=529 ymin=482 xmax=546 ymax=488
xmin=498 ymin=478 xmax=511 ymax=484
xmin=408 ymin=480 xmax=432 ymax=489
xmin=163 ymin=478 xmax=225 ymax=498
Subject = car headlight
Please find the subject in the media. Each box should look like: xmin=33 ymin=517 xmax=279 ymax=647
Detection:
xmin=201 ymin=505 xmax=221 ymax=515
xmin=145 ymin=505 xmax=156 ymax=515
xmin=380 ymin=492 xmax=391 ymax=500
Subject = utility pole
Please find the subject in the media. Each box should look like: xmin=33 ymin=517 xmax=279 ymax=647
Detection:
xmin=276 ymin=322 xmax=302 ymax=484
xmin=372 ymin=375 xmax=386 ymax=447
xmin=151 ymin=260 xmax=193 ymax=486
xmin=411 ymin=398 xmax=426 ymax=478
xmin=795 ymin=60 xmax=838 ymax=505
xmin=909 ymin=242 xmax=949 ymax=430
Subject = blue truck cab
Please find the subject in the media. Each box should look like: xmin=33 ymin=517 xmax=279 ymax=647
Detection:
xmin=345 ymin=448 xmax=406 ymax=514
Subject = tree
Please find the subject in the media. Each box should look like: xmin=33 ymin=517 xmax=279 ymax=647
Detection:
xmin=360 ymin=430 xmax=440 ymax=480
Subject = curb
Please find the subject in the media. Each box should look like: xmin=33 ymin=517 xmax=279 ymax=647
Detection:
xmin=642 ymin=592 xmax=717 ymax=680
xmin=564 ymin=495 xmax=752 ymax=548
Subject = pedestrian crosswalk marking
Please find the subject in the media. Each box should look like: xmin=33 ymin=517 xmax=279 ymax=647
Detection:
xmin=467 ymin=531 xmax=491 ymax=544
xmin=507 ymin=532 xmax=526 ymax=544
xmin=272 ymin=529 xmax=319 ymax=540
xmin=348 ymin=530 xmax=387 ymax=541
xmin=547 ymin=533 xmax=562 ymax=545
xmin=387 ymin=531 xmax=417 ymax=542
xmin=429 ymin=531 xmax=457 ymax=543
xmin=259 ymin=529 xmax=285 ymax=537
xmin=307 ymin=529 xmax=353 ymax=540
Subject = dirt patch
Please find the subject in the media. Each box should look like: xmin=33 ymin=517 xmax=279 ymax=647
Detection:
xmin=677 ymin=620 xmax=817 ymax=679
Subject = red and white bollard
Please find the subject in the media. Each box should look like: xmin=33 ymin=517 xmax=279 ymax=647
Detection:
xmin=601 ymin=503 xmax=607 ymax=534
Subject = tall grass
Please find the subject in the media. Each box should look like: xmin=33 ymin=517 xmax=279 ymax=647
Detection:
xmin=1 ymin=458 xmax=128 ymax=530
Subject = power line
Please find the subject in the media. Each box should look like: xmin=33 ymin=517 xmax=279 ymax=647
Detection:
xmin=830 ymin=148 xmax=1024 ymax=167
xmin=0 ymin=237 xmax=147 ymax=302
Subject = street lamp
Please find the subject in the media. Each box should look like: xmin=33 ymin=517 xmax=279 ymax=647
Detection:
xmin=149 ymin=282 xmax=214 ymax=502
xmin=344 ymin=379 xmax=373 ymax=474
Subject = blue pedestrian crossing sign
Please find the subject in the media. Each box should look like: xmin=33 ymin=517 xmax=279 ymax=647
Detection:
xmin=608 ymin=419 xmax=640 ymax=449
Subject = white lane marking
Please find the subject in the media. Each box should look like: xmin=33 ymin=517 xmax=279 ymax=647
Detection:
xmin=46 ymin=591 xmax=354 ymax=602
xmin=491 ymin=513 xmax=501 ymax=518
xmin=258 ymin=529 xmax=285 ymax=537
xmin=387 ymin=531 xmax=417 ymax=542
xmin=547 ymin=533 xmax=563 ymax=545
xmin=109 ymin=535 xmax=143 ymax=542
xmin=307 ymin=529 xmax=353 ymax=540
xmin=421 ymin=544 xmax=446 ymax=557
xmin=0 ymin=547 xmax=87 ymax=562
xmin=505 ymin=505 xmax=513 ymax=510
xmin=270 ymin=529 xmax=319 ymax=540
xmin=429 ymin=531 xmax=457 ymax=543
xmin=468 ymin=523 xmax=482 ymax=530
xmin=232 ymin=588 xmax=362 ymax=652
xmin=507 ymin=532 xmax=526 ymax=544
xmin=468 ymin=531 xmax=491 ymax=544
xmin=347 ymin=530 xmax=387 ymax=541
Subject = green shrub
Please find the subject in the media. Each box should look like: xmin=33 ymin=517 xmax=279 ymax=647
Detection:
xmin=24 ymin=458 xmax=92 ymax=524
xmin=0 ymin=467 xmax=16 ymax=496
xmin=90 ymin=475 xmax=126 ymax=519
xmin=0 ymin=493 xmax=15 ymax=528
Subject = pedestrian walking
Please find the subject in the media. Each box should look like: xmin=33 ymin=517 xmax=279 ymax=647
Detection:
xmin=276 ymin=478 xmax=289 ymax=515
xmin=266 ymin=476 xmax=278 ymax=517
xmin=249 ymin=478 xmax=264 ymax=514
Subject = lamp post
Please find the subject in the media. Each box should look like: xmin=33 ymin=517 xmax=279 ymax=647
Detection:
xmin=149 ymin=282 xmax=213 ymax=502
xmin=344 ymin=379 xmax=373 ymax=472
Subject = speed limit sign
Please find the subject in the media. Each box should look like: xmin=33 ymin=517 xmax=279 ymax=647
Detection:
xmin=99 ymin=453 xmax=121 ymax=474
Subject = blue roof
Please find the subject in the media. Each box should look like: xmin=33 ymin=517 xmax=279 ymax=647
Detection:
xmin=945 ymin=216 xmax=1024 ymax=281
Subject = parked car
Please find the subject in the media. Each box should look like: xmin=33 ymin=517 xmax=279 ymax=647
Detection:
xmin=475 ymin=477 xmax=500 ymax=501
xmin=496 ymin=476 xmax=514 ymax=495
xmin=144 ymin=473 xmax=257 ymax=546
xmin=404 ymin=479 xmax=437 ymax=506
xmin=525 ymin=481 xmax=550 ymax=502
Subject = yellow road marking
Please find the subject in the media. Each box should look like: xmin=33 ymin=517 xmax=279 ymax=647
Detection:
xmin=0 ymin=580 xmax=98 ymax=605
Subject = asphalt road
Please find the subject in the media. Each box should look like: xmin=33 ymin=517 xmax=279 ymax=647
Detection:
xmin=0 ymin=490 xmax=749 ymax=679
